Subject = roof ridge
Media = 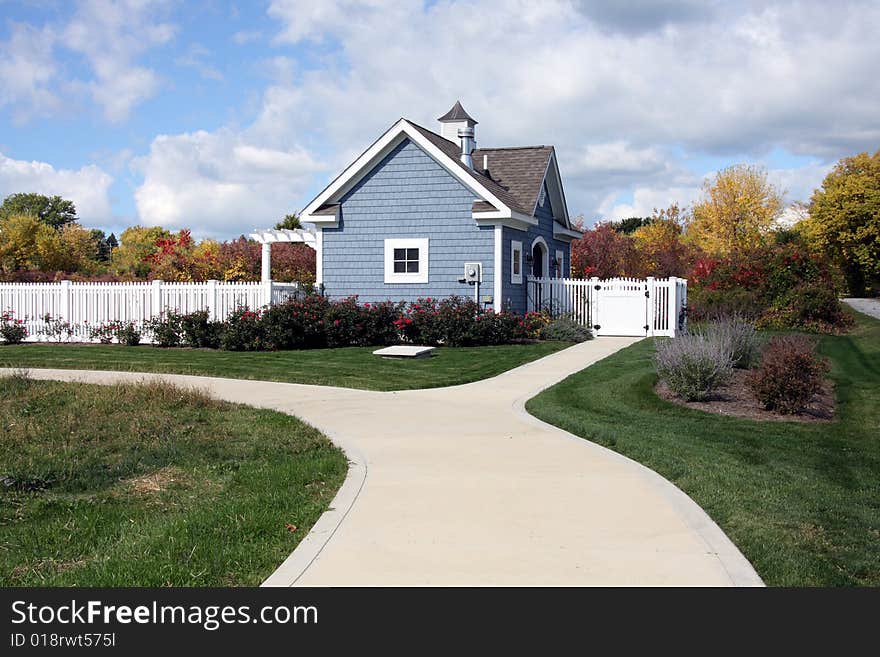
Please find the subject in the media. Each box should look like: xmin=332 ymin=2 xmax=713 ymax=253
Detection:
xmin=474 ymin=145 xmax=552 ymax=151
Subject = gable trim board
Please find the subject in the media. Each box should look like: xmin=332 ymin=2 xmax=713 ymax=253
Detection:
xmin=302 ymin=119 xmax=533 ymax=227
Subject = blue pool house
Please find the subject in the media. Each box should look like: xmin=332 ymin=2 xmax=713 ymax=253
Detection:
xmin=299 ymin=101 xmax=582 ymax=314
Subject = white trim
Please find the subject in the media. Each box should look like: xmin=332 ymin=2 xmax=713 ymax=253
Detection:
xmin=555 ymin=249 xmax=564 ymax=278
xmin=510 ymin=239 xmax=523 ymax=285
xmin=553 ymin=223 xmax=583 ymax=241
xmin=315 ymin=229 xmax=324 ymax=285
xmin=493 ymin=225 xmax=503 ymax=312
xmin=302 ymin=119 xmax=519 ymax=223
xmin=384 ymin=238 xmax=429 ymax=284
xmin=474 ymin=214 xmax=535 ymax=231
xmin=530 ymin=236 xmax=549 ymax=278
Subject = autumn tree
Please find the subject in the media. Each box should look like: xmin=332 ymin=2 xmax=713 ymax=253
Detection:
xmin=111 ymin=226 xmax=172 ymax=278
xmin=0 ymin=213 xmax=64 ymax=273
xmin=0 ymin=193 xmax=77 ymax=229
xmin=688 ymin=164 xmax=783 ymax=256
xmin=631 ymin=204 xmax=694 ymax=277
xmin=570 ymin=220 xmax=639 ymax=278
xmin=804 ymin=149 xmax=880 ymax=295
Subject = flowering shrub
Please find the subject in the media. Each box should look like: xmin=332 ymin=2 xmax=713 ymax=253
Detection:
xmin=655 ymin=334 xmax=733 ymax=401
xmin=220 ymin=307 xmax=264 ymax=351
xmin=115 ymin=322 xmax=142 ymax=346
xmin=88 ymin=320 xmax=123 ymax=344
xmin=145 ymin=312 xmax=184 ymax=347
xmin=0 ymin=310 xmax=28 ymax=344
xmin=180 ymin=310 xmax=223 ymax=349
xmin=261 ymin=295 xmax=330 ymax=350
xmin=40 ymin=314 xmax=75 ymax=342
xmin=747 ymin=335 xmax=829 ymax=414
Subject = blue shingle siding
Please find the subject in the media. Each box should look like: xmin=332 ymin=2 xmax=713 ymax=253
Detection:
xmin=500 ymin=182 xmax=571 ymax=314
xmin=322 ymin=138 xmax=495 ymax=307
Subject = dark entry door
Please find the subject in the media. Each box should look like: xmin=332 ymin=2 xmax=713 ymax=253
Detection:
xmin=532 ymin=243 xmax=543 ymax=277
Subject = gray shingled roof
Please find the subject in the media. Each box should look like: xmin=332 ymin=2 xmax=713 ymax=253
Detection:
xmin=473 ymin=146 xmax=554 ymax=217
xmin=409 ymin=121 xmax=554 ymax=217
xmin=408 ymin=121 xmax=530 ymax=215
xmin=437 ymin=100 xmax=477 ymax=124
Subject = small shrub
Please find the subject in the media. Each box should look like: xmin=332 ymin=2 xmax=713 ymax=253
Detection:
xmin=114 ymin=322 xmax=142 ymax=346
xmin=655 ymin=334 xmax=733 ymax=401
xmin=0 ymin=311 xmax=28 ymax=345
xmin=180 ymin=310 xmax=223 ymax=349
xmin=220 ymin=308 xmax=264 ymax=351
xmin=261 ymin=296 xmax=329 ymax=350
xmin=88 ymin=321 xmax=121 ymax=344
xmin=687 ymin=287 xmax=763 ymax=323
xmin=747 ymin=335 xmax=829 ymax=414
xmin=40 ymin=314 xmax=75 ymax=342
xmin=758 ymin=283 xmax=853 ymax=333
xmin=540 ymin=318 xmax=593 ymax=343
xmin=701 ymin=315 xmax=761 ymax=368
xmin=146 ymin=312 xmax=183 ymax=347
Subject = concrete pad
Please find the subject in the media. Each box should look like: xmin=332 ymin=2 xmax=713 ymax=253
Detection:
xmin=372 ymin=345 xmax=435 ymax=358
xmin=5 ymin=337 xmax=763 ymax=587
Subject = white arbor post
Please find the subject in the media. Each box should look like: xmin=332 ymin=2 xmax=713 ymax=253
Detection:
xmin=261 ymin=242 xmax=271 ymax=283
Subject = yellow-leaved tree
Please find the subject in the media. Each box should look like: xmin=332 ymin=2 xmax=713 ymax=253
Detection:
xmin=802 ymin=150 xmax=880 ymax=296
xmin=631 ymin=204 xmax=693 ymax=277
xmin=688 ymin=164 xmax=783 ymax=256
xmin=0 ymin=213 xmax=64 ymax=273
xmin=111 ymin=226 xmax=171 ymax=278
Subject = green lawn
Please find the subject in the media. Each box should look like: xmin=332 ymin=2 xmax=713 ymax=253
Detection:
xmin=526 ymin=312 xmax=880 ymax=586
xmin=0 ymin=375 xmax=347 ymax=586
xmin=0 ymin=341 xmax=568 ymax=391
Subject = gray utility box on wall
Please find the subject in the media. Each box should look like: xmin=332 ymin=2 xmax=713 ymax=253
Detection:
xmin=464 ymin=262 xmax=482 ymax=283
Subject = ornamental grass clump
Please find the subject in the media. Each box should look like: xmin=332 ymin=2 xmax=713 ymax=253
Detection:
xmin=701 ymin=315 xmax=761 ymax=368
xmin=539 ymin=318 xmax=594 ymax=343
xmin=747 ymin=335 xmax=829 ymax=414
xmin=654 ymin=333 xmax=733 ymax=401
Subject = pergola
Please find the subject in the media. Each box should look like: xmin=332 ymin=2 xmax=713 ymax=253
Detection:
xmin=248 ymin=225 xmax=317 ymax=282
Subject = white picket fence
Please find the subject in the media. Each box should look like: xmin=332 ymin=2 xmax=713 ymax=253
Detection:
xmin=0 ymin=280 xmax=301 ymax=343
xmin=527 ymin=276 xmax=687 ymax=337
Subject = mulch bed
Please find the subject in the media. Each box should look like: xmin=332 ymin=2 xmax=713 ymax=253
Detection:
xmin=656 ymin=369 xmax=835 ymax=423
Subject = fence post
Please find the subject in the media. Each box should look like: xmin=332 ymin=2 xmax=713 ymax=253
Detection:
xmin=646 ymin=276 xmax=655 ymax=337
xmin=59 ymin=279 xmax=71 ymax=325
xmin=207 ymin=279 xmax=218 ymax=321
xmin=152 ymin=280 xmax=163 ymax=316
xmin=589 ymin=277 xmax=600 ymax=329
xmin=668 ymin=277 xmax=678 ymax=337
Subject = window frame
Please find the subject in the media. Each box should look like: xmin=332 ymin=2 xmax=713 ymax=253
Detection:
xmin=510 ymin=240 xmax=523 ymax=285
xmin=384 ymin=238 xmax=429 ymax=284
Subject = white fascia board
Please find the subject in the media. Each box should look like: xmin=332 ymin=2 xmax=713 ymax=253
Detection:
xmin=553 ymin=224 xmax=583 ymax=241
xmin=301 ymin=119 xmax=517 ymax=221
xmin=548 ymin=150 xmax=571 ymax=226
xmin=473 ymin=212 xmax=536 ymax=231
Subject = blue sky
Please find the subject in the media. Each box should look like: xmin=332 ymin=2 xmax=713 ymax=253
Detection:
xmin=1 ymin=0 xmax=878 ymax=239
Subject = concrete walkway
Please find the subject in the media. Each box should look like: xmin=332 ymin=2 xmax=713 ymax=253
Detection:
xmin=844 ymin=297 xmax=880 ymax=320
xmin=6 ymin=338 xmax=763 ymax=586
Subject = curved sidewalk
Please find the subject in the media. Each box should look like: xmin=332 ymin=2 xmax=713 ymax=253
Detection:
xmin=6 ymin=338 xmax=763 ymax=586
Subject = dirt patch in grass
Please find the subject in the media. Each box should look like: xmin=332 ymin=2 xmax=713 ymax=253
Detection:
xmin=125 ymin=466 xmax=190 ymax=495
xmin=656 ymin=368 xmax=835 ymax=423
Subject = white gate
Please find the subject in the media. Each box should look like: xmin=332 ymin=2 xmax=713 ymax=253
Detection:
xmin=527 ymin=276 xmax=687 ymax=337
xmin=593 ymin=278 xmax=647 ymax=337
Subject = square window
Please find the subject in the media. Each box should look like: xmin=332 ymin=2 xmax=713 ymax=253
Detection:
xmin=385 ymin=239 xmax=429 ymax=284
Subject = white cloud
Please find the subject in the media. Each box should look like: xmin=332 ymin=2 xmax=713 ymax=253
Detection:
xmin=0 ymin=22 xmax=60 ymax=120
xmin=61 ymin=0 xmax=176 ymax=121
xmin=257 ymin=0 xmax=880 ymax=222
xmin=133 ymin=130 xmax=323 ymax=238
xmin=0 ymin=152 xmax=114 ymax=224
